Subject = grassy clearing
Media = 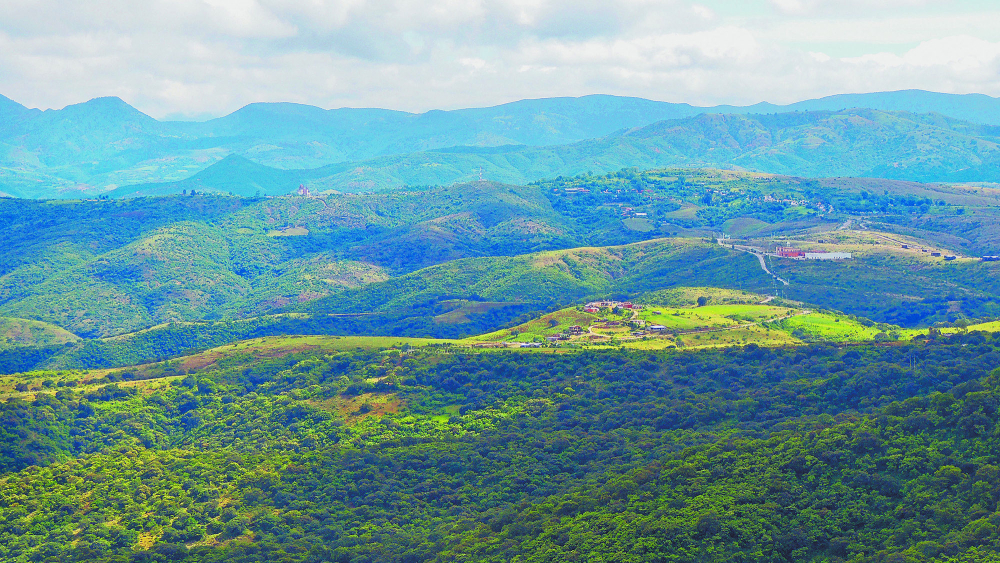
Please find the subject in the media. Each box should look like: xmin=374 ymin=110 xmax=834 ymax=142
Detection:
xmin=468 ymin=301 xmax=803 ymax=348
xmin=944 ymin=321 xmax=1000 ymax=335
xmin=638 ymin=304 xmax=793 ymax=328
xmin=306 ymin=392 xmax=402 ymax=425
xmin=622 ymin=218 xmax=654 ymax=232
xmin=469 ymin=308 xmax=606 ymax=343
xmin=0 ymin=317 xmax=80 ymax=348
xmin=677 ymin=325 xmax=800 ymax=349
xmin=777 ymin=313 xmax=891 ymax=342
xmin=267 ymin=226 xmax=309 ymax=236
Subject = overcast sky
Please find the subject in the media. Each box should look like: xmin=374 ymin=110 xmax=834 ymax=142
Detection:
xmin=2 ymin=0 xmax=1000 ymax=119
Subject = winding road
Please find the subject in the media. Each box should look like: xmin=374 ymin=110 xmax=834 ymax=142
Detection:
xmin=750 ymin=251 xmax=790 ymax=286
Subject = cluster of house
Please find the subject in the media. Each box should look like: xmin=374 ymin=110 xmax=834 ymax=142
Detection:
xmin=621 ymin=207 xmax=648 ymax=218
xmin=536 ymin=324 xmax=586 ymax=343
xmin=758 ymin=194 xmax=833 ymax=213
xmin=761 ymin=195 xmax=806 ymax=206
xmin=583 ymin=301 xmax=643 ymax=313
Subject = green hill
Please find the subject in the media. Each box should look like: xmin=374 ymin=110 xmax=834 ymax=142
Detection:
xmin=4 ymin=168 xmax=1000 ymax=358
xmin=0 ymin=317 xmax=78 ymax=349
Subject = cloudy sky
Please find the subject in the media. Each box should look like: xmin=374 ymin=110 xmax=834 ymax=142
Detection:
xmin=1 ymin=0 xmax=999 ymax=119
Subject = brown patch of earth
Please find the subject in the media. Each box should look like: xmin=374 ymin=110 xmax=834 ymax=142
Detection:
xmin=307 ymin=392 xmax=402 ymax=425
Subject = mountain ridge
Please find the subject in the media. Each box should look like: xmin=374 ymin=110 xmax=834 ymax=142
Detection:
xmin=110 ymin=108 xmax=1000 ymax=197
xmin=7 ymin=90 xmax=1000 ymax=198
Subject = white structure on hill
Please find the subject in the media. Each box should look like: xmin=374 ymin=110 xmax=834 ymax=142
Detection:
xmin=805 ymin=252 xmax=852 ymax=260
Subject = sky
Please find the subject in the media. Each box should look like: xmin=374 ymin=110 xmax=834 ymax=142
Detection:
xmin=2 ymin=0 xmax=1000 ymax=119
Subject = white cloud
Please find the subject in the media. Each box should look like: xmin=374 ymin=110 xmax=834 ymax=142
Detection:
xmin=1 ymin=0 xmax=999 ymax=118
xmin=767 ymin=0 xmax=937 ymax=17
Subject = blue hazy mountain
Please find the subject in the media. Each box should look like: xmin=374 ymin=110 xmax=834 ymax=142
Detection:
xmin=4 ymin=90 xmax=1000 ymax=198
xmin=111 ymin=108 xmax=1000 ymax=197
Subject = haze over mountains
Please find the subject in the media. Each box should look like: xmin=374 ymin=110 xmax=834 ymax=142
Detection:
xmin=4 ymin=89 xmax=1000 ymax=199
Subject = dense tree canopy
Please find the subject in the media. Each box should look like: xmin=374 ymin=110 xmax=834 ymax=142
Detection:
xmin=2 ymin=334 xmax=1000 ymax=562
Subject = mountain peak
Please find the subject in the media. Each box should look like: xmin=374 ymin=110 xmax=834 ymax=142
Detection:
xmin=0 ymin=93 xmax=31 ymax=119
xmin=51 ymin=96 xmax=159 ymax=126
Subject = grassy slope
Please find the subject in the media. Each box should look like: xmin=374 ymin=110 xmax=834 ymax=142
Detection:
xmin=465 ymin=294 xmax=909 ymax=350
xmin=304 ymin=238 xmax=771 ymax=315
xmin=0 ymin=317 xmax=79 ymax=348
xmin=8 ymin=311 xmax=995 ymax=401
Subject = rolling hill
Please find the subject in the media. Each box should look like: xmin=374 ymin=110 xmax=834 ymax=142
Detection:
xmin=5 ymin=167 xmax=1000 ymax=343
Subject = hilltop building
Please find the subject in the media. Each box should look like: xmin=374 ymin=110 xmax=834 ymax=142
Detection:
xmin=805 ymin=252 xmax=852 ymax=260
xmin=584 ymin=301 xmax=643 ymax=311
xmin=777 ymin=247 xmax=805 ymax=258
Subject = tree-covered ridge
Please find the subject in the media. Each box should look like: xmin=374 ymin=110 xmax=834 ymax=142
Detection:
xmin=0 ymin=183 xmax=582 ymax=337
xmin=2 ymin=334 xmax=1000 ymax=562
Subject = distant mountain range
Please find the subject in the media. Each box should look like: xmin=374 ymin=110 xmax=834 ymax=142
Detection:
xmin=3 ymin=90 xmax=1000 ymax=198
xmin=111 ymin=108 xmax=1000 ymax=197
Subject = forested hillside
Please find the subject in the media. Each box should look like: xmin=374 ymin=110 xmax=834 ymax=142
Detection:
xmin=3 ymin=168 xmax=1000 ymax=373
xmin=2 ymin=333 xmax=1000 ymax=562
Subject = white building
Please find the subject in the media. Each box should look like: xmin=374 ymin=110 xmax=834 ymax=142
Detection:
xmin=805 ymin=252 xmax=852 ymax=260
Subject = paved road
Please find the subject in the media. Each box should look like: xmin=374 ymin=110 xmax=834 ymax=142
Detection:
xmin=751 ymin=251 xmax=790 ymax=286
xmin=722 ymin=242 xmax=791 ymax=287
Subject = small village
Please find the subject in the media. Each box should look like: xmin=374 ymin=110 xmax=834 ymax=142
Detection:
xmin=474 ymin=298 xmax=805 ymax=349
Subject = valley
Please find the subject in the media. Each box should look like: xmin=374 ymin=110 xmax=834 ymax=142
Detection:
xmin=3 ymin=157 xmax=1000 ymax=562
xmin=7 ymin=0 xmax=1000 ymax=555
